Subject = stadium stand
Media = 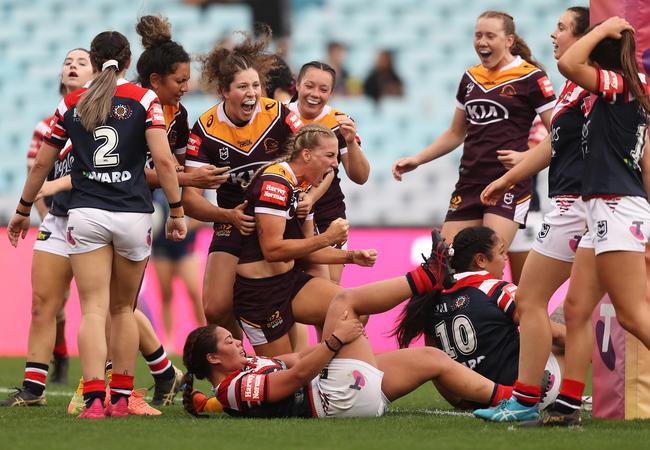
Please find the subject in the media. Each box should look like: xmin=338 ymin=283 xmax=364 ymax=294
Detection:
xmin=0 ymin=0 xmax=574 ymax=225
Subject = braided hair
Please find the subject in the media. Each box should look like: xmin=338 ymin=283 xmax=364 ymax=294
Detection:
xmin=181 ymin=325 xmax=218 ymax=417
xmin=393 ymin=226 xmax=498 ymax=348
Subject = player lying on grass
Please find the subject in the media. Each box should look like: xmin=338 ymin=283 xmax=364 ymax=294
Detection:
xmin=181 ymin=230 xmax=514 ymax=418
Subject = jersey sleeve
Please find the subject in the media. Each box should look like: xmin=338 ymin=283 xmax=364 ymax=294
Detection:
xmin=488 ymin=281 xmax=517 ymax=320
xmin=455 ymin=73 xmax=471 ymax=110
xmin=238 ymin=373 xmax=269 ymax=406
xmin=528 ymin=71 xmax=557 ymax=114
xmin=253 ymin=174 xmax=294 ymax=218
xmin=43 ymin=100 xmax=69 ymax=150
xmin=281 ymin=104 xmax=303 ymax=137
xmin=184 ymin=121 xmax=211 ymax=168
xmin=594 ymin=68 xmax=626 ymax=104
xmin=27 ymin=118 xmax=52 ymax=161
xmin=174 ymin=105 xmax=190 ymax=155
xmin=527 ymin=116 xmax=548 ymax=146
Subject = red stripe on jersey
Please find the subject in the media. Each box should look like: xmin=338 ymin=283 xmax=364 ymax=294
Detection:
xmin=115 ymin=82 xmax=150 ymax=103
xmin=443 ymin=272 xmax=494 ymax=293
xmin=537 ymin=76 xmax=555 ymax=98
xmin=147 ymin=100 xmax=166 ymax=128
xmin=285 ymin=111 xmax=303 ymax=133
xmin=597 ymin=69 xmax=624 ymax=103
xmin=186 ymin=133 xmax=202 ymax=157
xmin=260 ymin=181 xmax=289 ymax=206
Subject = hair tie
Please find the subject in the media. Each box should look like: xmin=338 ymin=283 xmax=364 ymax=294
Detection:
xmin=102 ymin=59 xmax=119 ymax=71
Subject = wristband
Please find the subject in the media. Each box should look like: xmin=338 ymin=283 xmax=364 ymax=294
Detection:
xmin=170 ymin=215 xmax=184 ymax=219
xmin=169 ymin=200 xmax=182 ymax=209
xmin=15 ymin=210 xmax=30 ymax=217
xmin=19 ymin=198 xmax=33 ymax=207
xmin=324 ymin=334 xmax=344 ymax=353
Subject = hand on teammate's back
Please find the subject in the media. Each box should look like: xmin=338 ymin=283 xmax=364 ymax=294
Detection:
xmin=191 ymin=165 xmax=230 ymax=189
xmin=496 ymin=149 xmax=525 ymax=170
xmin=331 ymin=310 xmax=365 ymax=345
xmin=325 ymin=217 xmax=349 ymax=246
xmin=229 ymin=201 xmax=256 ymax=236
xmin=392 ymin=157 xmax=420 ymax=181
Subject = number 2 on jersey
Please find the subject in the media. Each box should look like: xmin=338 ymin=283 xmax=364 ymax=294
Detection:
xmin=434 ymin=315 xmax=478 ymax=359
xmin=93 ymin=126 xmax=120 ymax=168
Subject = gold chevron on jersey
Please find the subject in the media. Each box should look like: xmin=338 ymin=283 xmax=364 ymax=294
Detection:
xmin=262 ymin=161 xmax=310 ymax=190
xmin=197 ymin=97 xmax=282 ymax=156
xmin=466 ymin=58 xmax=541 ymax=92
xmin=163 ymin=104 xmax=181 ymax=130
xmin=287 ymin=102 xmax=344 ymax=131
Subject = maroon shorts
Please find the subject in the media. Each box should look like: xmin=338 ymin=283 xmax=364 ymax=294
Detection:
xmin=233 ymin=267 xmax=313 ymax=346
xmin=445 ymin=179 xmax=532 ymax=225
xmin=208 ymin=223 xmax=243 ymax=256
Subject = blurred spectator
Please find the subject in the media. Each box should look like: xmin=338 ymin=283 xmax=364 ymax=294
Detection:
xmin=326 ymin=41 xmax=361 ymax=96
xmin=265 ymin=55 xmax=296 ymax=102
xmin=363 ymin=49 xmax=404 ymax=102
xmin=184 ymin=0 xmax=290 ymax=55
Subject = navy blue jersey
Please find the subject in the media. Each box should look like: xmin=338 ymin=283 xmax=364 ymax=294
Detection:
xmin=427 ymin=271 xmax=519 ymax=385
xmin=581 ymin=69 xmax=649 ymax=198
xmin=548 ymin=81 xmax=588 ymax=197
xmin=44 ymin=79 xmax=166 ymax=213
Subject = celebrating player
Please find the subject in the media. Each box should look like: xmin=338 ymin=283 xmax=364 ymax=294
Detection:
xmin=392 ymin=11 xmax=556 ymax=250
xmin=8 ymin=30 xmax=186 ymax=419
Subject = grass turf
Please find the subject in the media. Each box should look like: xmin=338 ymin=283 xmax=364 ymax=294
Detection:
xmin=1 ymin=356 xmax=649 ymax=450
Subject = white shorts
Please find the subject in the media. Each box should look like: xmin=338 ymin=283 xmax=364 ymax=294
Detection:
xmin=578 ymin=196 xmax=650 ymax=255
xmin=531 ymin=196 xmax=587 ymax=262
xmin=67 ymin=208 xmax=153 ymax=261
xmin=315 ymin=358 xmax=389 ymax=418
xmin=509 ymin=211 xmax=543 ymax=253
xmin=540 ymin=353 xmax=562 ymax=410
xmin=33 ymin=214 xmax=69 ymax=258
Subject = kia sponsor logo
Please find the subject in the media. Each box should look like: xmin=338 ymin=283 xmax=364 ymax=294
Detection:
xmin=465 ymin=99 xmax=509 ymax=125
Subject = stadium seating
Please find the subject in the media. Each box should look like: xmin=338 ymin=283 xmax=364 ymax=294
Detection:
xmin=0 ymin=0 xmax=572 ymax=225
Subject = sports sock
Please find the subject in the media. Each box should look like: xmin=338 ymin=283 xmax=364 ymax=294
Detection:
xmin=83 ymin=379 xmax=106 ymax=406
xmin=144 ymin=346 xmax=175 ymax=381
xmin=489 ymin=384 xmax=514 ymax=406
xmin=555 ymin=378 xmax=584 ymax=414
xmin=105 ymin=360 xmax=113 ymax=384
xmin=23 ymin=362 xmax=48 ymax=396
xmin=512 ymin=380 xmax=541 ymax=407
xmin=109 ymin=373 xmax=134 ymax=405
xmin=406 ymin=266 xmax=435 ymax=296
xmin=53 ymin=341 xmax=68 ymax=359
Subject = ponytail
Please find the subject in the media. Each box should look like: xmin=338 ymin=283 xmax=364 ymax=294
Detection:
xmin=182 ymin=325 xmax=218 ymax=417
xmin=392 ymin=292 xmax=437 ymax=348
xmin=620 ymin=30 xmax=650 ymax=116
xmin=76 ymin=31 xmax=130 ymax=131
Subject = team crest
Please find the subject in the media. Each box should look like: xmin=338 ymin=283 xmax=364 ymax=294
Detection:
xmin=263 ymin=138 xmax=280 ymax=154
xmin=452 ymin=295 xmax=470 ymax=311
xmin=466 ymin=82 xmax=475 ymax=95
xmin=219 ymin=147 xmax=229 ymax=160
xmin=448 ymin=195 xmax=462 ymax=211
xmin=111 ymin=104 xmax=132 ymax=120
xmin=537 ymin=223 xmax=550 ymax=240
xmin=597 ymin=220 xmax=608 ymax=239
xmin=499 ymin=84 xmax=516 ymax=97
xmin=503 ymin=192 xmax=514 ymax=205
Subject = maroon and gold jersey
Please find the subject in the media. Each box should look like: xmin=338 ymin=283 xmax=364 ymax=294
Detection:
xmin=239 ymin=162 xmax=311 ymax=264
xmin=287 ymin=102 xmax=362 ymax=223
xmin=215 ymin=356 xmax=321 ymax=418
xmin=164 ymin=103 xmax=189 ymax=157
xmin=455 ymin=57 xmax=556 ymax=183
xmin=185 ymin=97 xmax=301 ymax=209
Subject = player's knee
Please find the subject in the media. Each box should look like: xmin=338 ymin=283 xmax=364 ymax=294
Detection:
xmin=562 ymin=295 xmax=591 ymax=325
xmin=329 ymin=289 xmax=359 ymax=315
xmin=615 ymin=308 xmax=642 ymax=335
xmin=30 ymin=290 xmax=58 ymax=319
xmin=203 ymin=294 xmax=234 ymax=325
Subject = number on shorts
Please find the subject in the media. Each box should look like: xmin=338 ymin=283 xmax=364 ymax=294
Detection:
xmin=93 ymin=126 xmax=120 ymax=168
xmin=434 ymin=315 xmax=478 ymax=359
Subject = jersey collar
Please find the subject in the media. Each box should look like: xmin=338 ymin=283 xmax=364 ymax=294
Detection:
xmin=499 ymin=55 xmax=523 ymax=72
xmin=287 ymin=101 xmax=331 ymax=122
xmin=217 ymin=101 xmax=261 ymax=128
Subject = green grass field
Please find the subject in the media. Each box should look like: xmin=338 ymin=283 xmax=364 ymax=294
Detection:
xmin=1 ymin=356 xmax=649 ymax=450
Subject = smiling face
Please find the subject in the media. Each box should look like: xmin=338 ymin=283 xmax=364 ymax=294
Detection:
xmin=213 ymin=326 xmax=247 ymax=372
xmin=61 ymin=49 xmax=94 ymax=94
xmin=151 ymin=62 xmax=190 ymax=106
xmin=221 ymin=67 xmax=261 ymax=123
xmin=550 ymin=10 xmax=581 ymax=60
xmin=474 ymin=17 xmax=514 ymax=70
xmin=296 ymin=67 xmax=334 ymax=120
xmin=302 ymin=135 xmax=339 ymax=187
